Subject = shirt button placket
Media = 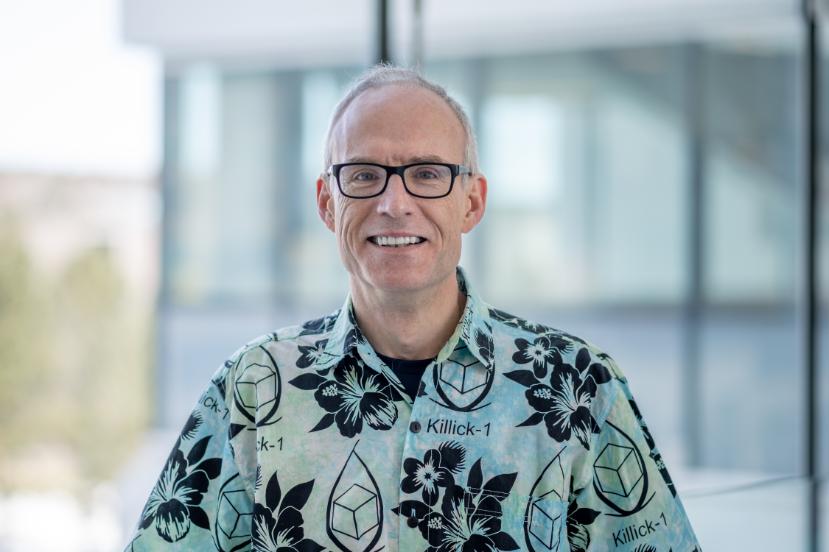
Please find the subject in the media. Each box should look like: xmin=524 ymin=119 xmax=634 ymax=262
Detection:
xmin=399 ymin=367 xmax=436 ymax=551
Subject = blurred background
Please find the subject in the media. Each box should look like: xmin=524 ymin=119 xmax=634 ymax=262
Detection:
xmin=0 ymin=0 xmax=827 ymax=549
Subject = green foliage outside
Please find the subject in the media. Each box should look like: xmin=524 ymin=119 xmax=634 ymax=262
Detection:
xmin=0 ymin=214 xmax=152 ymax=492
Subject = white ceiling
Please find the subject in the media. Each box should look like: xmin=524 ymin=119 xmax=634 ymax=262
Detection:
xmin=122 ymin=0 xmax=800 ymax=68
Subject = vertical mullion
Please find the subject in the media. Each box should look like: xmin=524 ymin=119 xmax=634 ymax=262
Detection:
xmin=683 ymin=43 xmax=705 ymax=468
xmin=803 ymin=0 xmax=820 ymax=550
xmin=375 ymin=0 xmax=390 ymax=65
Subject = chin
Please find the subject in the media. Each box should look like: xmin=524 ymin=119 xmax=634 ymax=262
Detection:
xmin=366 ymin=263 xmax=458 ymax=295
xmin=369 ymin=270 xmax=431 ymax=292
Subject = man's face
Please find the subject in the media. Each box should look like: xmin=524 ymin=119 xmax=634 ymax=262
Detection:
xmin=317 ymin=84 xmax=487 ymax=296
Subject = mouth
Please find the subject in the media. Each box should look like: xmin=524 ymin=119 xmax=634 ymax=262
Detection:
xmin=368 ymin=235 xmax=427 ymax=248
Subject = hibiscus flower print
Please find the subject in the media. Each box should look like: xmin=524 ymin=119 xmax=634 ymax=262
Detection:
xmin=505 ymin=347 xmax=612 ymax=449
xmin=401 ymin=442 xmax=465 ymax=506
xmin=288 ymin=354 xmax=403 ymax=438
xmin=395 ymin=443 xmax=519 ymax=552
xmin=138 ymin=435 xmax=222 ymax=542
xmin=511 ymin=334 xmax=571 ymax=378
xmin=295 ymin=339 xmax=328 ymax=368
xmin=252 ymin=470 xmax=324 ymax=552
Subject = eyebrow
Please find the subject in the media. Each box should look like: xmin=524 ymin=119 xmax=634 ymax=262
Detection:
xmin=340 ymin=155 xmax=453 ymax=165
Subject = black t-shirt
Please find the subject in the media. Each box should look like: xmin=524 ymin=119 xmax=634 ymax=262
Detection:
xmin=376 ymin=352 xmax=433 ymax=401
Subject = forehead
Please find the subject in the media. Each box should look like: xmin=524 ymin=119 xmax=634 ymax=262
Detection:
xmin=331 ymin=84 xmax=466 ymax=164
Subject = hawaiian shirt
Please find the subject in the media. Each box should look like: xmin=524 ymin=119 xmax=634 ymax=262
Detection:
xmin=127 ymin=268 xmax=701 ymax=552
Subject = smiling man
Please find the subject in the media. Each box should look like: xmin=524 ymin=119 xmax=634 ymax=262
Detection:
xmin=127 ymin=65 xmax=701 ymax=552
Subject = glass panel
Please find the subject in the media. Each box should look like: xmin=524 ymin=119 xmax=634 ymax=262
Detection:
xmin=698 ymin=32 xmax=803 ymax=475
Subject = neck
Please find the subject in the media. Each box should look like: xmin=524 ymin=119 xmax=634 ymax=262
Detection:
xmin=350 ymin=273 xmax=466 ymax=360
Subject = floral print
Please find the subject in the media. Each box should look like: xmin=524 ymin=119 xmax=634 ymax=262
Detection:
xmin=298 ymin=312 xmax=339 ymax=336
xmin=395 ymin=442 xmax=519 ymax=552
xmin=288 ymin=354 xmax=403 ymax=437
xmin=138 ymin=429 xmax=222 ymax=542
xmin=511 ymin=334 xmax=572 ymax=378
xmin=505 ymin=346 xmax=612 ymax=449
xmin=475 ymin=326 xmax=495 ymax=363
xmin=490 ymin=308 xmax=587 ymax=347
xmin=401 ymin=442 xmax=465 ymax=506
xmin=252 ymin=471 xmax=323 ymax=552
xmin=295 ymin=339 xmax=328 ymax=368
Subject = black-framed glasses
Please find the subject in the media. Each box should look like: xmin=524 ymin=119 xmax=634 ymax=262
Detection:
xmin=327 ymin=162 xmax=472 ymax=199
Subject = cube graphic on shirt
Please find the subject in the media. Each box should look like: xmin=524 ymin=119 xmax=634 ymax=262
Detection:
xmin=331 ymin=483 xmax=379 ymax=539
xmin=528 ymin=495 xmax=562 ymax=551
xmin=438 ymin=357 xmax=490 ymax=395
xmin=217 ymin=488 xmax=253 ymax=540
xmin=234 ymin=362 xmax=278 ymax=410
xmin=593 ymin=443 xmax=644 ymax=497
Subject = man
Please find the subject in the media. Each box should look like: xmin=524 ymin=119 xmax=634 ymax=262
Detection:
xmin=127 ymin=65 xmax=701 ymax=552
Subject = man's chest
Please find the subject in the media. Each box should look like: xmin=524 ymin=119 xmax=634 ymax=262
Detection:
xmin=230 ymin=342 xmax=577 ymax=552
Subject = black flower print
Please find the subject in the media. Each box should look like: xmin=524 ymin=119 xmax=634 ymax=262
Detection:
xmin=489 ymin=309 xmax=588 ymax=347
xmin=401 ymin=442 xmax=465 ymax=506
xmin=395 ymin=443 xmax=519 ymax=552
xmin=180 ymin=412 xmax=203 ymax=440
xmin=475 ymin=326 xmax=495 ymax=364
xmin=505 ymin=347 xmax=612 ymax=449
xmin=432 ymin=465 xmax=519 ymax=552
xmin=139 ymin=436 xmax=222 ymax=542
xmin=252 ymin=470 xmax=324 ymax=552
xmin=342 ymin=307 xmax=367 ymax=353
xmin=566 ymin=483 xmax=600 ymax=552
xmin=296 ymin=339 xmax=328 ymax=369
xmin=298 ymin=312 xmax=339 ymax=336
xmin=342 ymin=327 xmax=365 ymax=353
xmin=511 ymin=334 xmax=571 ymax=378
xmin=489 ymin=308 xmax=551 ymax=334
xmin=289 ymin=355 xmax=403 ymax=438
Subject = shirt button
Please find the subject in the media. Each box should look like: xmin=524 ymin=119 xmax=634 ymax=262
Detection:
xmin=407 ymin=517 xmax=418 ymax=528
xmin=409 ymin=421 xmax=421 ymax=433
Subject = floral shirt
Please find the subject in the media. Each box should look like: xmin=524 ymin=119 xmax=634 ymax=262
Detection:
xmin=127 ymin=269 xmax=701 ymax=552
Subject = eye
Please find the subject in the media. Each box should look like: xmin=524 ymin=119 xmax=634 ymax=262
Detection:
xmin=352 ymin=170 xmax=381 ymax=181
xmin=341 ymin=165 xmax=385 ymax=185
xmin=412 ymin=167 xmax=440 ymax=180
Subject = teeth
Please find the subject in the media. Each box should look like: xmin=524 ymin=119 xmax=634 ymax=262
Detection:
xmin=372 ymin=236 xmax=424 ymax=247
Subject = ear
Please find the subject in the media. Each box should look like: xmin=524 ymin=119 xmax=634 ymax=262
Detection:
xmin=461 ymin=173 xmax=487 ymax=233
xmin=316 ymin=175 xmax=336 ymax=232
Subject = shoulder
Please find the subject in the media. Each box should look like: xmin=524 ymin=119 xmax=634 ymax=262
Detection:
xmin=211 ymin=309 xmax=343 ymax=388
xmin=486 ymin=304 xmax=626 ymax=410
xmin=487 ymin=305 xmax=619 ymax=367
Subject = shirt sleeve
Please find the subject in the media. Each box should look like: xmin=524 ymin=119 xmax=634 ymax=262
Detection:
xmin=568 ymin=367 xmax=702 ymax=552
xmin=125 ymin=357 xmax=256 ymax=551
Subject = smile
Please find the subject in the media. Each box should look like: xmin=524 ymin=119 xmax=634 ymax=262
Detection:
xmin=369 ymin=235 xmax=426 ymax=247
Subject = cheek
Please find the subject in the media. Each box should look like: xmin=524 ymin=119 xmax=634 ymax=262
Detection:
xmin=334 ymin=201 xmax=364 ymax=244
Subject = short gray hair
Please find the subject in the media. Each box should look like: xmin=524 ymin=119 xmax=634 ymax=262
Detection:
xmin=323 ymin=64 xmax=479 ymax=175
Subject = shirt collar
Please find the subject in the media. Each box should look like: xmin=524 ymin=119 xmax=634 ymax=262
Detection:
xmin=314 ymin=266 xmax=494 ymax=372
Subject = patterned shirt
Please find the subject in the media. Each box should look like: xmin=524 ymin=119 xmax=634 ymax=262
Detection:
xmin=127 ymin=268 xmax=701 ymax=552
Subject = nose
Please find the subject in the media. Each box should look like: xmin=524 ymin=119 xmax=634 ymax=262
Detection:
xmin=375 ymin=173 xmax=415 ymax=217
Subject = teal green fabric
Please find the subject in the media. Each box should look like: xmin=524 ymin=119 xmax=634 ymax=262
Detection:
xmin=127 ymin=268 xmax=701 ymax=552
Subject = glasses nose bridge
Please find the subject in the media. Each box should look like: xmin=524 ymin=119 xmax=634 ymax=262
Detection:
xmin=384 ymin=165 xmax=410 ymax=193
